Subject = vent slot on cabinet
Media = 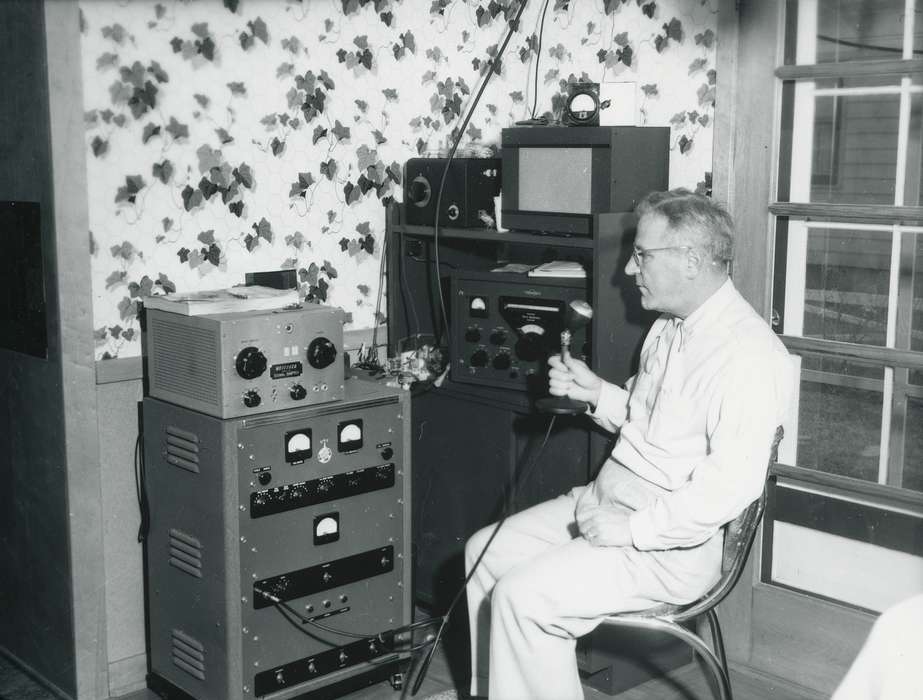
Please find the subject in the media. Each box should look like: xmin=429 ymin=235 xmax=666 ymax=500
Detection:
xmin=168 ymin=529 xmax=203 ymax=578
xmin=171 ymin=629 xmax=206 ymax=681
xmin=164 ymin=425 xmax=200 ymax=473
xmin=151 ymin=318 xmax=221 ymax=404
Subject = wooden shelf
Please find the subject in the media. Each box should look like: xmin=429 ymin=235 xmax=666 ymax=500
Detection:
xmin=392 ymin=222 xmax=596 ymax=248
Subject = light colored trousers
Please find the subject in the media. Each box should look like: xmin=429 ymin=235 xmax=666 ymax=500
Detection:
xmin=465 ymin=465 xmax=723 ymax=700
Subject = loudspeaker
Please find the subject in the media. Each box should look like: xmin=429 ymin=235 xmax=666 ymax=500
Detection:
xmin=403 ymin=157 xmax=501 ymax=228
xmin=563 ymin=82 xmax=601 ymax=127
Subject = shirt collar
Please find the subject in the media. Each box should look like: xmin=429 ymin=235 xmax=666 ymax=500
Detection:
xmin=667 ymin=277 xmax=736 ymax=348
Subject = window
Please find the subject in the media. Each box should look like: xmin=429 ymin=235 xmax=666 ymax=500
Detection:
xmin=766 ymin=0 xmax=923 ymax=611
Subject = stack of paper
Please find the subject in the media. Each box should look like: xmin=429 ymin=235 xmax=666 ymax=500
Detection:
xmin=142 ymin=285 xmax=300 ymax=316
xmin=527 ymin=261 xmax=586 ymax=278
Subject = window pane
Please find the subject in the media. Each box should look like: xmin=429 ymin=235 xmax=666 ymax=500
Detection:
xmin=804 ymin=227 xmax=892 ymax=346
xmin=795 ymin=354 xmax=883 ymax=482
xmin=811 ymin=78 xmax=900 ymax=205
xmin=903 ymin=397 xmax=923 ymax=492
xmin=784 ymin=0 xmax=921 ymax=64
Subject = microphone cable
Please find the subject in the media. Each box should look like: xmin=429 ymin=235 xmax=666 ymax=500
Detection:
xmin=408 ymin=413 xmax=557 ymax=695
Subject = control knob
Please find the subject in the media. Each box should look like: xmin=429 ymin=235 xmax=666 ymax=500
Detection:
xmin=407 ymin=175 xmax=431 ymax=208
xmin=492 ymin=352 xmax=511 ymax=371
xmin=515 ymin=333 xmax=543 ymax=363
xmin=307 ymin=337 xmax=337 ymax=369
xmin=235 ymin=346 xmax=267 ymax=379
xmin=490 ymin=330 xmax=507 ymax=345
xmin=243 ymin=389 xmax=261 ymax=408
xmin=469 ymin=349 xmax=489 ymax=368
xmin=290 ymin=383 xmax=307 ymax=400
xmin=464 ymin=327 xmax=482 ymax=343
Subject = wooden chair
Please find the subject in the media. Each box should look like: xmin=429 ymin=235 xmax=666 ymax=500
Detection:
xmin=595 ymin=426 xmax=784 ymax=700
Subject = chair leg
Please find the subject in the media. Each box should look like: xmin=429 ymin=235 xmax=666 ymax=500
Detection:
xmin=605 ymin=618 xmax=732 ymax=700
xmin=705 ymin=609 xmax=729 ymax=680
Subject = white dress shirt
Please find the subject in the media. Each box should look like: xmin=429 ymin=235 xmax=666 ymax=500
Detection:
xmin=587 ymin=278 xmax=795 ymax=551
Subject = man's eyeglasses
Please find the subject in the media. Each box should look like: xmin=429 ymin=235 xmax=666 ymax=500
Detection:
xmin=631 ymin=245 xmax=692 ymax=267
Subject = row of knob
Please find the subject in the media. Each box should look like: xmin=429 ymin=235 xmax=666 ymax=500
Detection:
xmin=235 ymin=337 xmax=338 ymax=380
xmin=242 ymin=383 xmax=329 ymax=408
xmin=464 ymin=327 xmax=508 ymax=345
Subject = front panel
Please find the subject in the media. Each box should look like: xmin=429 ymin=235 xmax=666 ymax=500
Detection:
xmin=146 ymin=305 xmax=345 ymax=418
xmin=143 ymin=380 xmax=411 ymax=700
xmin=451 ymin=271 xmax=590 ymax=394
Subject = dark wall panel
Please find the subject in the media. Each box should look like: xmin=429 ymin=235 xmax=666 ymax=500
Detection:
xmin=0 ymin=1 xmax=75 ymax=695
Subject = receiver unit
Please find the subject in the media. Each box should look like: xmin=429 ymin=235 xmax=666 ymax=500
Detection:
xmin=451 ymin=271 xmax=589 ymax=394
xmin=143 ymin=304 xmax=345 ymax=418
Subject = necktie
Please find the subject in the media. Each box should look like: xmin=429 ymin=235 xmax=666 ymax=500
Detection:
xmin=641 ymin=317 xmax=682 ymax=418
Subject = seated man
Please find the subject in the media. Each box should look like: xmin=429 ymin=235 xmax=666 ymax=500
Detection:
xmin=464 ymin=189 xmax=794 ymax=700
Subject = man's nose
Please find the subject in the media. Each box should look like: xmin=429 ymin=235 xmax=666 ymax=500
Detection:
xmin=625 ymin=255 xmax=639 ymax=276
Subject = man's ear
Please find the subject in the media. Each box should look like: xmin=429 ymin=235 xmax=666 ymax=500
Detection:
xmin=684 ymin=247 xmax=704 ymax=279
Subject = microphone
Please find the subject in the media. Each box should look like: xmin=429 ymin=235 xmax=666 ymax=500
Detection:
xmin=534 ymin=300 xmax=594 ymax=415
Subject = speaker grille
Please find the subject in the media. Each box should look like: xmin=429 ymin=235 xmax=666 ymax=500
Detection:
xmin=164 ymin=425 xmax=200 ymax=473
xmin=151 ymin=317 xmax=221 ymax=405
xmin=168 ymin=529 xmax=203 ymax=578
xmin=171 ymin=628 xmax=206 ymax=681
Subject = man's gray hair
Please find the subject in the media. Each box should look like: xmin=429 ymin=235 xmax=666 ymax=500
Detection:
xmin=635 ymin=188 xmax=734 ymax=263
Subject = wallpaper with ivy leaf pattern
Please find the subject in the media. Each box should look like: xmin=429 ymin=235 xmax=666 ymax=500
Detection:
xmin=80 ymin=0 xmax=718 ymax=360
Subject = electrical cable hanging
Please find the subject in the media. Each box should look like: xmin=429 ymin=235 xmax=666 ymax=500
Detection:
xmin=409 ymin=413 xmax=557 ymax=695
xmin=430 ymin=0 xmax=531 ymax=355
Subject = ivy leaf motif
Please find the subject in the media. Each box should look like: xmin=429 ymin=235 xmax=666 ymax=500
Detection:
xmin=142 ymin=122 xmax=161 ymax=144
xmin=215 ymin=127 xmax=233 ymax=144
xmin=223 ymin=0 xmax=240 ymax=11
xmin=641 ymin=83 xmax=658 ymax=96
xmin=156 ymin=273 xmax=176 ymax=294
xmin=252 ymin=217 xmax=273 ymax=243
xmin=148 ymin=60 xmax=169 ymax=83
xmin=109 ymin=80 xmax=132 ymax=105
xmin=331 ymin=120 xmax=350 ymax=142
xmin=177 ymin=247 xmax=190 ymax=263
xmin=228 ymin=201 xmax=244 ymax=217
xmin=679 ymin=135 xmax=692 ymax=153
xmin=663 ymin=18 xmax=683 ymax=42
xmin=669 ymin=111 xmax=687 ymax=126
xmin=165 ymin=116 xmax=189 ymax=141
xmin=286 ymin=231 xmax=305 ymax=249
xmin=373 ymin=130 xmax=387 ymax=145
xmin=382 ymin=88 xmax=398 ymax=101
xmin=162 ymin=217 xmax=173 ymax=232
xmin=204 ymin=243 xmax=221 ymax=266
xmin=194 ymin=93 xmax=210 ymax=109
xmin=97 ymin=52 xmax=119 ymax=70
xmin=616 ymin=46 xmax=633 ymax=66
xmin=198 ymin=177 xmax=219 ymax=200
xmin=642 ymin=2 xmax=656 ymax=19
xmin=181 ymin=185 xmax=204 ymax=211
xmin=695 ymin=29 xmax=715 ymax=48
xmin=91 ymin=136 xmax=108 ymax=157
xmin=234 ymin=163 xmax=254 ymax=189
xmin=239 ymin=32 xmax=253 ymax=51
xmin=613 ymin=32 xmax=629 ymax=47
xmin=248 ymin=18 xmax=268 ymax=44
xmin=152 ymin=160 xmax=173 ymax=184
xmin=109 ymin=324 xmax=123 ymax=339
xmin=106 ymin=270 xmax=127 ymax=289
xmin=289 ymin=172 xmax=315 ymax=198
xmin=102 ymin=24 xmax=128 ymax=44
xmin=322 ymin=260 xmax=338 ymax=278
xmin=244 ymin=233 xmax=259 ymax=252
xmin=689 ymin=57 xmax=708 ymax=75
xmin=277 ymin=62 xmax=294 ymax=78
xmin=707 ymin=69 xmax=717 ymax=86
xmin=227 ymin=81 xmax=247 ymax=96
xmin=117 ymin=297 xmax=138 ymax=321
xmin=270 ymin=137 xmax=285 ymax=156
xmin=320 ymin=160 xmax=338 ymax=180
xmin=115 ymin=175 xmax=146 ymax=204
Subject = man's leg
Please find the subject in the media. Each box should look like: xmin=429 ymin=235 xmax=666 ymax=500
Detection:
xmin=488 ymin=540 xmax=664 ymax=700
xmin=465 ymin=492 xmax=582 ymax=697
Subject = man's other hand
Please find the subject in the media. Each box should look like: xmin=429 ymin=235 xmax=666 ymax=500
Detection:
xmin=547 ymin=354 xmax=603 ymax=409
xmin=576 ymin=505 xmax=633 ymax=547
